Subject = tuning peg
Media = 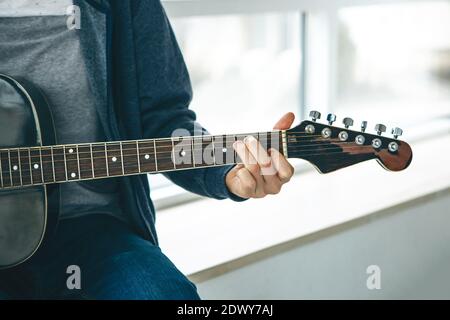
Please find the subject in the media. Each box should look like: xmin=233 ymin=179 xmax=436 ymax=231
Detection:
xmin=342 ymin=117 xmax=354 ymax=129
xmin=391 ymin=127 xmax=403 ymax=139
xmin=309 ymin=110 xmax=321 ymax=122
xmin=375 ymin=124 xmax=387 ymax=136
xmin=361 ymin=121 xmax=368 ymax=133
xmin=326 ymin=113 xmax=337 ymax=125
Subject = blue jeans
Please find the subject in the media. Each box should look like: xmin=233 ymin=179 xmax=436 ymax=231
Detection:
xmin=0 ymin=214 xmax=200 ymax=300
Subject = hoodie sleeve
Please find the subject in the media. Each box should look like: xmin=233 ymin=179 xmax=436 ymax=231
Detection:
xmin=130 ymin=0 xmax=247 ymax=202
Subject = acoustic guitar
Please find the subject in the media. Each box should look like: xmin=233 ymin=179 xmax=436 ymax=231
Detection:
xmin=0 ymin=74 xmax=413 ymax=269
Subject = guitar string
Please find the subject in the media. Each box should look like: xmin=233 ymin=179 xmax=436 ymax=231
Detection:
xmin=0 ymin=150 xmax=378 ymax=186
xmin=0 ymin=132 xmax=388 ymax=161
xmin=2 ymin=146 xmax=380 ymax=174
xmin=0 ymin=142 xmax=377 ymax=168
xmin=2 ymin=142 xmax=369 ymax=162
xmin=0 ymin=133 xmax=312 ymax=155
xmin=0 ymin=128 xmax=391 ymax=176
xmin=0 ymin=128 xmax=391 ymax=154
xmin=0 ymin=145 xmax=379 ymax=178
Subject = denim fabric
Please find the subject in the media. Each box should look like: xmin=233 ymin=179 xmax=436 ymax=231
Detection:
xmin=0 ymin=215 xmax=200 ymax=300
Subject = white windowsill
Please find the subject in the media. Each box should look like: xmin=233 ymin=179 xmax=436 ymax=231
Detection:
xmin=155 ymin=130 xmax=450 ymax=280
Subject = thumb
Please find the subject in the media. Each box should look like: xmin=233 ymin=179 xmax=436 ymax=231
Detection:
xmin=273 ymin=112 xmax=295 ymax=130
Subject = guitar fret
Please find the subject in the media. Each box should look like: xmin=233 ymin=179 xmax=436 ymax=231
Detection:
xmin=65 ymin=145 xmax=79 ymax=181
xmin=8 ymin=151 xmax=12 ymax=183
xmin=8 ymin=150 xmax=13 ymax=186
xmin=212 ymin=136 xmax=222 ymax=165
xmin=52 ymin=146 xmax=67 ymax=182
xmin=154 ymin=139 xmax=175 ymax=172
xmin=122 ymin=141 xmax=140 ymax=175
xmin=6 ymin=150 xmax=12 ymax=186
xmin=19 ymin=149 xmax=32 ymax=186
xmin=261 ymin=132 xmax=267 ymax=151
xmin=41 ymin=148 xmax=54 ymax=183
xmin=30 ymin=148 xmax=43 ymax=185
xmin=50 ymin=148 xmax=56 ymax=181
xmin=211 ymin=137 xmax=216 ymax=166
xmin=153 ymin=139 xmax=158 ymax=172
xmin=77 ymin=144 xmax=93 ymax=180
xmin=270 ymin=131 xmax=281 ymax=154
xmin=92 ymin=144 xmax=108 ymax=178
xmin=191 ymin=137 xmax=196 ymax=168
xmin=119 ymin=142 xmax=125 ymax=175
xmin=192 ymin=136 xmax=202 ymax=167
xmin=39 ymin=148 xmax=44 ymax=183
xmin=0 ymin=150 xmax=11 ymax=187
xmin=172 ymin=136 xmax=193 ymax=170
xmin=63 ymin=146 xmax=68 ymax=180
xmin=171 ymin=138 xmax=176 ymax=170
xmin=136 ymin=140 xmax=142 ymax=173
xmin=281 ymin=130 xmax=287 ymax=157
xmin=229 ymin=135 xmax=237 ymax=164
xmin=193 ymin=136 xmax=214 ymax=168
xmin=213 ymin=135 xmax=235 ymax=165
xmin=50 ymin=147 xmax=56 ymax=181
xmin=90 ymin=144 xmax=95 ymax=178
xmin=9 ymin=149 xmax=22 ymax=187
xmin=262 ymin=131 xmax=270 ymax=152
xmin=137 ymin=140 xmax=156 ymax=173
xmin=28 ymin=148 xmax=33 ymax=185
xmin=77 ymin=145 xmax=81 ymax=179
xmin=106 ymin=143 xmax=123 ymax=176
xmin=104 ymin=144 xmax=109 ymax=177
xmin=18 ymin=149 xmax=23 ymax=186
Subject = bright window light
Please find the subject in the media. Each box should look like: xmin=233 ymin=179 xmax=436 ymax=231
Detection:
xmin=171 ymin=12 xmax=302 ymax=133
xmin=336 ymin=1 xmax=450 ymax=127
xmin=150 ymin=12 xmax=303 ymax=192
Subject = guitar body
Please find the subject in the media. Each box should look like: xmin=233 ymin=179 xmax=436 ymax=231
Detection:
xmin=0 ymin=74 xmax=59 ymax=269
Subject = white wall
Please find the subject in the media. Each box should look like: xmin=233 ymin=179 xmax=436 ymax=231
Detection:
xmin=196 ymin=190 xmax=450 ymax=299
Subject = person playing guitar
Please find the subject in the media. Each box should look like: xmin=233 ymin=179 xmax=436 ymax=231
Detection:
xmin=0 ymin=0 xmax=295 ymax=299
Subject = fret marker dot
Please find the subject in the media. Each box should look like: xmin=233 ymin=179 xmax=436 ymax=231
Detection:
xmin=144 ymin=154 xmax=150 ymax=160
xmin=68 ymin=148 xmax=74 ymax=154
xmin=112 ymin=156 xmax=118 ymax=162
xmin=71 ymin=173 xmax=76 ymax=178
xmin=13 ymin=165 xmax=18 ymax=171
xmin=222 ymin=148 xmax=227 ymax=153
xmin=180 ymin=150 xmax=186 ymax=157
xmin=33 ymin=164 xmax=39 ymax=170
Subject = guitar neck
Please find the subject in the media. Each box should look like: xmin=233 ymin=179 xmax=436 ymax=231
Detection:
xmin=0 ymin=131 xmax=286 ymax=189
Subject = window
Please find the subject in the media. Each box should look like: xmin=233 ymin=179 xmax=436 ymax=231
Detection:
xmin=153 ymin=0 xmax=450 ymax=208
xmin=171 ymin=13 xmax=302 ymax=133
xmin=156 ymin=1 xmax=450 ymax=276
xmin=336 ymin=2 xmax=450 ymax=127
xmin=150 ymin=10 xmax=303 ymax=204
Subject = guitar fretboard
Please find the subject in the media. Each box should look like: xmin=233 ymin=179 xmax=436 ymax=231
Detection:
xmin=0 ymin=131 xmax=285 ymax=189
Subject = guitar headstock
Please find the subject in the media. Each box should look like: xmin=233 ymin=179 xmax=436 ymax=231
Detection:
xmin=285 ymin=111 xmax=413 ymax=173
